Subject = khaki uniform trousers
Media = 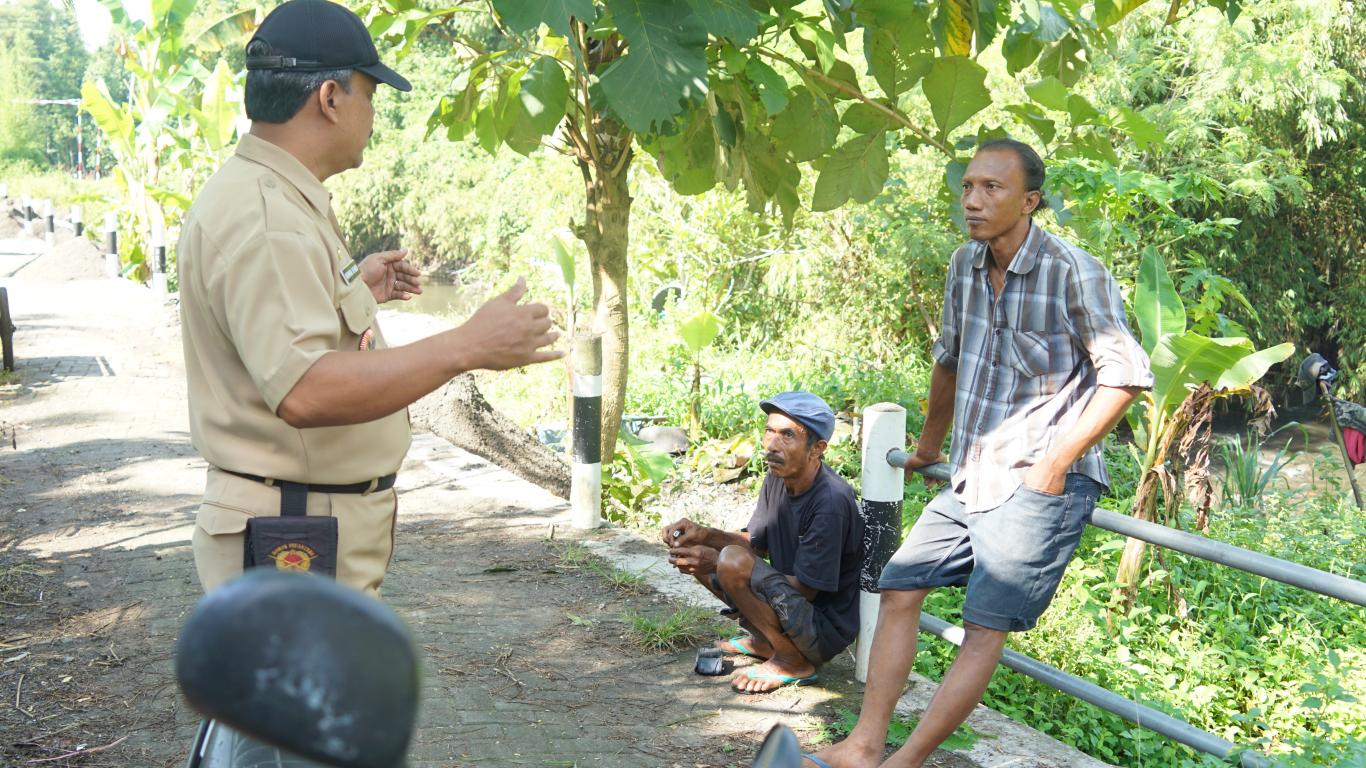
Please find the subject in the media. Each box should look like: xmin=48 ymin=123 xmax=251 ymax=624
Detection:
xmin=192 ymin=467 xmax=397 ymax=595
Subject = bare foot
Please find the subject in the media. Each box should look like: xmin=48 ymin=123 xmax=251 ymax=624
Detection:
xmin=730 ymin=658 xmax=817 ymax=693
xmin=716 ymin=634 xmax=772 ymax=658
xmin=804 ymin=735 xmax=883 ymax=768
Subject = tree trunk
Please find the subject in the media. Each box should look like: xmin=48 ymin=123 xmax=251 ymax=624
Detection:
xmin=409 ymin=374 xmax=570 ymax=499
xmin=580 ymin=140 xmax=632 ymax=463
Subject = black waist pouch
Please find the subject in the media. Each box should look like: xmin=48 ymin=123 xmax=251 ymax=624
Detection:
xmin=243 ymin=481 xmax=338 ymax=578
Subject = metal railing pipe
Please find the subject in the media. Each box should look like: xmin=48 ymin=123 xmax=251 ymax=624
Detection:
xmin=917 ymin=613 xmax=1272 ymax=768
xmin=1088 ymin=508 xmax=1366 ymax=607
xmin=885 ymin=450 xmax=1366 ymax=608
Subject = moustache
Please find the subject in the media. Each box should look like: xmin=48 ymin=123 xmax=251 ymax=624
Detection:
xmin=764 ymin=453 xmax=784 ymax=466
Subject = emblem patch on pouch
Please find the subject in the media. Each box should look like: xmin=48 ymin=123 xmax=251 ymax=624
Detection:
xmin=269 ymin=542 xmax=319 ymax=572
xmin=340 ymin=259 xmax=360 ymax=284
xmin=359 ymin=328 xmax=375 ymax=350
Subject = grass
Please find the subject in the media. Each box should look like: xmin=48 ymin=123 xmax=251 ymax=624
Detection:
xmin=624 ymin=606 xmax=721 ymax=651
xmin=0 ymin=369 xmax=21 ymax=386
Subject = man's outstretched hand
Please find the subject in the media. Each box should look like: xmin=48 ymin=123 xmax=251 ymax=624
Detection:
xmin=361 ymin=248 xmax=423 ymax=304
xmin=458 ymin=278 xmax=563 ymax=370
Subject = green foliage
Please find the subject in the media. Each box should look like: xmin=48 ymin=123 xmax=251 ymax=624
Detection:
xmin=81 ymin=0 xmax=257 ymax=280
xmin=0 ymin=0 xmax=88 ymax=166
xmin=601 ymin=431 xmax=674 ymax=527
xmin=1216 ymin=424 xmax=1305 ymax=513
xmin=624 ymin=606 xmax=721 ymax=651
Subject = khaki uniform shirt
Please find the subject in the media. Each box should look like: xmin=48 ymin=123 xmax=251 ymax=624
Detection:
xmin=178 ymin=134 xmax=410 ymax=592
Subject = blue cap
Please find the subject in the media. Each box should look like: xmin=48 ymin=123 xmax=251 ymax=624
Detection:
xmin=759 ymin=391 xmax=835 ymax=442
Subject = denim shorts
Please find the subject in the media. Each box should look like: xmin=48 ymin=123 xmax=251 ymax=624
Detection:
xmin=878 ymin=473 xmax=1102 ymax=632
xmin=713 ymin=558 xmax=844 ymax=665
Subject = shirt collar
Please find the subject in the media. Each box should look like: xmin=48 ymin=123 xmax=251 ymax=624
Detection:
xmin=970 ymin=220 xmax=1045 ymax=275
xmin=234 ymin=134 xmax=332 ymax=217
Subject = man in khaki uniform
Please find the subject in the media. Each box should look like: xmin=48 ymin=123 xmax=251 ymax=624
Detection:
xmin=179 ymin=0 xmax=561 ymax=594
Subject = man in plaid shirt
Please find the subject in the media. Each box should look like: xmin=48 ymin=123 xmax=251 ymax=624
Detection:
xmin=808 ymin=140 xmax=1152 ymax=768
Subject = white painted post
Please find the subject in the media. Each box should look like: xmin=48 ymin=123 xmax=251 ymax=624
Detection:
xmin=150 ymin=225 xmax=167 ymax=295
xmin=570 ymin=334 xmax=603 ymax=529
xmin=71 ymin=205 xmax=83 ymax=237
xmin=103 ymin=212 xmax=119 ymax=277
xmin=855 ymin=402 xmax=907 ymax=683
xmin=43 ymin=200 xmax=55 ymax=246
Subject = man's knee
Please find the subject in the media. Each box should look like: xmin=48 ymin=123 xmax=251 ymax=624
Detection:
xmin=716 ymin=544 xmax=755 ymax=589
xmin=881 ymin=586 xmax=931 ymax=612
xmin=961 ymin=620 xmax=1008 ymax=651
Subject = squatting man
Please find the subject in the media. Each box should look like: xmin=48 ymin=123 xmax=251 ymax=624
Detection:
xmin=661 ymin=391 xmax=865 ymax=694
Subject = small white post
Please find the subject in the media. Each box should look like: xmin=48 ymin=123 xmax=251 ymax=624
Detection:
xmin=71 ymin=205 xmax=83 ymax=237
xmin=103 ymin=212 xmax=119 ymax=278
xmin=149 ymin=225 xmax=167 ymax=294
xmin=43 ymin=200 xmax=56 ymax=246
xmin=855 ymin=402 xmax=907 ymax=683
xmin=570 ymin=334 xmax=603 ymax=529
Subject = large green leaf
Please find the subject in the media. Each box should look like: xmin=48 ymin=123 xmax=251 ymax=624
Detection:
xmin=921 ymin=56 xmax=990 ymax=141
xmin=1023 ymin=76 xmax=1068 ymax=111
xmin=187 ymin=9 xmax=255 ymax=54
xmin=771 ymin=88 xmax=838 ymax=162
xmin=81 ymin=80 xmax=135 ymax=160
xmin=1215 ymin=342 xmax=1294 ymax=391
xmin=683 ymin=0 xmax=760 ymax=42
xmin=1113 ymin=106 xmax=1165 ymax=149
xmin=152 ymin=0 xmax=197 ymax=34
xmin=1004 ymin=103 xmax=1055 ymax=144
xmin=198 ymin=58 xmax=238 ymax=151
xmin=811 ymin=132 xmax=888 ymax=211
xmin=1149 ymin=333 xmax=1253 ymax=416
xmin=857 ymin=0 xmax=933 ymax=96
xmin=650 ymin=108 xmax=717 ymax=195
xmin=1096 ymin=0 xmax=1150 ymax=29
xmin=597 ymin=0 xmax=708 ymax=133
xmin=679 ymin=310 xmax=722 ymax=354
xmin=1135 ymin=247 xmax=1185 ymax=354
xmin=490 ymin=0 xmax=594 ymax=37
xmin=936 ymin=0 xmax=974 ymax=57
xmin=745 ymin=59 xmax=789 ymax=116
xmin=518 ymin=57 xmax=569 ymax=135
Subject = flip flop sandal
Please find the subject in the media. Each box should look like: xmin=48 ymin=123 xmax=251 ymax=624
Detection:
xmin=719 ymin=634 xmax=765 ymax=659
xmin=731 ymin=667 xmax=819 ymax=693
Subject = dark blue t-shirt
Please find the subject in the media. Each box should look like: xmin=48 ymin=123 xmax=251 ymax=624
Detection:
xmin=747 ymin=463 xmax=863 ymax=646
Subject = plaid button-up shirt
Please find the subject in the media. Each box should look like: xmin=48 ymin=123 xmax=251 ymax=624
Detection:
xmin=932 ymin=223 xmax=1153 ymax=512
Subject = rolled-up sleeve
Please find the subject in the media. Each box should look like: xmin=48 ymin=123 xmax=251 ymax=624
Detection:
xmin=1067 ymin=257 xmax=1154 ymax=389
xmin=931 ymin=249 xmax=966 ymax=371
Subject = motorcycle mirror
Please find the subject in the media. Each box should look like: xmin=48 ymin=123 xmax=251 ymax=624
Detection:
xmin=751 ymin=724 xmax=803 ymax=768
xmin=176 ymin=572 xmax=420 ymax=768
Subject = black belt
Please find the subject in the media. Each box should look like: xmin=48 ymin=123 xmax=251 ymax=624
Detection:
xmin=222 ymin=469 xmax=397 ymax=518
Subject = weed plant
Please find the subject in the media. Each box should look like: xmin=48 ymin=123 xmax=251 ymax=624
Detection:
xmin=624 ymin=606 xmax=722 ymax=652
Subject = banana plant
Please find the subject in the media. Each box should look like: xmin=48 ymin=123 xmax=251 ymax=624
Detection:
xmin=80 ymin=0 xmax=254 ymax=277
xmin=1117 ymin=247 xmax=1294 ymax=591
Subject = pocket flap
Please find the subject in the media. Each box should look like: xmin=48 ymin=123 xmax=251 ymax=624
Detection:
xmin=339 ymin=285 xmax=376 ymax=336
xmin=196 ymin=503 xmax=252 ymax=536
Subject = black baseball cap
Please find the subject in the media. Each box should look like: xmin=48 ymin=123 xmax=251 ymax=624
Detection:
xmin=246 ymin=0 xmax=411 ymax=92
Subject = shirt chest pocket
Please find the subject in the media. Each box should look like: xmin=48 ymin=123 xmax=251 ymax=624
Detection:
xmin=1006 ymin=330 xmax=1078 ymax=381
xmin=337 ymin=283 xmax=376 ymax=349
